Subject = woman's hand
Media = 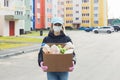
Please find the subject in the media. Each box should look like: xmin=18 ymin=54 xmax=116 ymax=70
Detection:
xmin=69 ymin=61 xmax=74 ymax=72
xmin=40 ymin=61 xmax=48 ymax=71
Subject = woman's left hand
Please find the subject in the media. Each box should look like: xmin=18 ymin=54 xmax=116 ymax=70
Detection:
xmin=69 ymin=61 xmax=74 ymax=71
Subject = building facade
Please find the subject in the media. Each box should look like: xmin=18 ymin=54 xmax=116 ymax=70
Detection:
xmin=24 ymin=0 xmax=32 ymax=32
xmin=34 ymin=0 xmax=45 ymax=29
xmin=64 ymin=0 xmax=82 ymax=28
xmin=34 ymin=0 xmax=64 ymax=29
xmin=34 ymin=0 xmax=108 ymax=29
xmin=0 ymin=0 xmax=25 ymax=36
xmin=0 ymin=0 xmax=32 ymax=36
xmin=81 ymin=0 xmax=108 ymax=27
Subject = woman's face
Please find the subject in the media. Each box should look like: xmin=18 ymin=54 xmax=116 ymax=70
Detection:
xmin=53 ymin=23 xmax=63 ymax=36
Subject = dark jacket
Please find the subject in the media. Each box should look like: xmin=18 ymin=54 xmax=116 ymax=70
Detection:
xmin=38 ymin=31 xmax=76 ymax=67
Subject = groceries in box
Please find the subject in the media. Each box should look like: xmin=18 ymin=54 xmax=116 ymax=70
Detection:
xmin=42 ymin=42 xmax=74 ymax=54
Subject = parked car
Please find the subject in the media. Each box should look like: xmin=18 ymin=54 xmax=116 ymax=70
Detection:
xmin=84 ymin=27 xmax=95 ymax=32
xmin=112 ymin=26 xmax=120 ymax=32
xmin=78 ymin=27 xmax=85 ymax=30
xmin=93 ymin=26 xmax=114 ymax=34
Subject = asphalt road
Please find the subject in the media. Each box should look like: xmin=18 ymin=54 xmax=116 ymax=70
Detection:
xmin=0 ymin=31 xmax=120 ymax=80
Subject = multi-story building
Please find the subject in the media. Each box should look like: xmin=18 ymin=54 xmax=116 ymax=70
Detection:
xmin=35 ymin=0 xmax=64 ymax=29
xmin=81 ymin=0 xmax=108 ymax=27
xmin=34 ymin=0 xmax=107 ymax=29
xmin=0 ymin=0 xmax=32 ymax=36
xmin=64 ymin=0 xmax=73 ymax=28
xmin=45 ymin=0 xmax=52 ymax=28
xmin=24 ymin=0 xmax=31 ymax=32
xmin=64 ymin=0 xmax=82 ymax=28
xmin=0 ymin=0 xmax=25 ymax=36
xmin=34 ymin=0 xmax=45 ymax=29
xmin=72 ymin=0 xmax=82 ymax=28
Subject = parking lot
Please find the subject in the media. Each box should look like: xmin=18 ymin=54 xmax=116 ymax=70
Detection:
xmin=0 ymin=31 xmax=120 ymax=80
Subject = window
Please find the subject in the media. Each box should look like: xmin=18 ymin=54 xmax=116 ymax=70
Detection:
xmin=94 ymin=20 xmax=98 ymax=24
xmin=15 ymin=11 xmax=23 ymax=15
xmin=38 ymin=18 xmax=40 ymax=23
xmin=76 ymin=18 xmax=79 ymax=20
xmin=76 ymin=11 xmax=79 ymax=13
xmin=94 ymin=0 xmax=98 ymax=3
xmin=38 ymin=0 xmax=40 ymax=3
xmin=82 ymin=0 xmax=89 ymax=3
xmin=47 ymin=18 xmax=51 ymax=22
xmin=37 ymin=8 xmax=40 ymax=13
xmin=82 ymin=7 xmax=89 ymax=10
xmin=4 ymin=0 xmax=9 ymax=7
xmin=94 ymin=7 xmax=98 ymax=10
xmin=94 ymin=14 xmax=98 ymax=17
xmin=76 ymin=4 xmax=79 ymax=7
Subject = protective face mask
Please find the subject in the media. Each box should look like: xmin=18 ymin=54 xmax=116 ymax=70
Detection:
xmin=53 ymin=26 xmax=62 ymax=32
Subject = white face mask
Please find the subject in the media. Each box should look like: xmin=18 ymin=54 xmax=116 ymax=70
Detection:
xmin=53 ymin=26 xmax=62 ymax=32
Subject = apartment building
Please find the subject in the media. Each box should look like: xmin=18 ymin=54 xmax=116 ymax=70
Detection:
xmin=34 ymin=0 xmax=45 ymax=29
xmin=0 ymin=0 xmax=32 ymax=36
xmin=81 ymin=0 xmax=108 ymax=27
xmin=34 ymin=0 xmax=64 ymax=29
xmin=64 ymin=0 xmax=82 ymax=28
xmin=34 ymin=0 xmax=107 ymax=29
xmin=0 ymin=0 xmax=25 ymax=36
xmin=24 ymin=0 xmax=31 ymax=32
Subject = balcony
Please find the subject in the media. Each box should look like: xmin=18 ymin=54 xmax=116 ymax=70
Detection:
xmin=5 ymin=15 xmax=24 ymax=20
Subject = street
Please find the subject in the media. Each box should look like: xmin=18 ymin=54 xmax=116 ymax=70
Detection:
xmin=1 ymin=31 xmax=120 ymax=80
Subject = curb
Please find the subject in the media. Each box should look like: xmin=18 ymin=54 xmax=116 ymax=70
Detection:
xmin=0 ymin=48 xmax=39 ymax=59
xmin=0 ymin=44 xmax=40 ymax=59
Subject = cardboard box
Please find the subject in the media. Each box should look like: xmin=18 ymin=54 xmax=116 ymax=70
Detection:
xmin=43 ymin=53 xmax=73 ymax=72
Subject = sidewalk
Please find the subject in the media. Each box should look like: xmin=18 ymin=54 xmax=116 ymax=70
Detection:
xmin=0 ymin=44 xmax=40 ymax=58
xmin=0 ymin=35 xmax=45 ymax=59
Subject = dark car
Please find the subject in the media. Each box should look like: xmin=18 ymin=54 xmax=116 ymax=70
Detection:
xmin=78 ymin=27 xmax=85 ymax=30
xmin=112 ymin=26 xmax=120 ymax=32
xmin=84 ymin=27 xmax=95 ymax=32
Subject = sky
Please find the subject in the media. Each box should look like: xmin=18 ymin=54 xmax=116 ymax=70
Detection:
xmin=108 ymin=0 xmax=120 ymax=19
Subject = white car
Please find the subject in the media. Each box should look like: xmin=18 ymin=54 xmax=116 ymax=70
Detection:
xmin=93 ymin=26 xmax=114 ymax=34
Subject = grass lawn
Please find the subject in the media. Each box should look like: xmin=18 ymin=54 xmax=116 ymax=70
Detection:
xmin=0 ymin=43 xmax=30 ymax=50
xmin=0 ymin=31 xmax=46 ymax=50
xmin=0 ymin=30 xmax=50 ymax=50
xmin=0 ymin=36 xmax=43 ymax=43
xmin=24 ymin=30 xmax=49 ymax=36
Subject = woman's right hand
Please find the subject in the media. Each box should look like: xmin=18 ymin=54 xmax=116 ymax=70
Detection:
xmin=40 ymin=61 xmax=48 ymax=71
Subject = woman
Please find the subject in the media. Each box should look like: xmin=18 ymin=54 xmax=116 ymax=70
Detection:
xmin=38 ymin=17 xmax=76 ymax=80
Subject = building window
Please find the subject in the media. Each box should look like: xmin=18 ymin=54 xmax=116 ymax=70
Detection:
xmin=76 ymin=18 xmax=79 ymax=20
xmin=94 ymin=7 xmax=98 ymax=10
xmin=82 ymin=0 xmax=89 ymax=3
xmin=94 ymin=20 xmax=98 ymax=24
xmin=66 ymin=20 xmax=73 ymax=23
xmin=37 ymin=8 xmax=40 ymax=13
xmin=76 ymin=11 xmax=79 ymax=13
xmin=38 ymin=0 xmax=40 ymax=3
xmin=82 ymin=20 xmax=89 ymax=23
xmin=38 ymin=18 xmax=40 ymax=23
xmin=94 ymin=14 xmax=98 ymax=17
xmin=94 ymin=0 xmax=98 ymax=3
xmin=15 ymin=11 xmax=23 ymax=15
xmin=76 ymin=4 xmax=79 ymax=7
xmin=47 ymin=18 xmax=51 ymax=22
xmin=4 ymin=0 xmax=9 ymax=7
xmin=47 ymin=0 xmax=52 ymax=3
xmin=66 ymin=1 xmax=72 ymax=4
xmin=82 ymin=6 xmax=89 ymax=10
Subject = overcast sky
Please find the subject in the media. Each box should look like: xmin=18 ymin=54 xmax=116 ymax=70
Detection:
xmin=108 ymin=0 xmax=120 ymax=19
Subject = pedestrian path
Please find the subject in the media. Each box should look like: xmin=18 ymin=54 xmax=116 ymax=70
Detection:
xmin=0 ymin=44 xmax=40 ymax=58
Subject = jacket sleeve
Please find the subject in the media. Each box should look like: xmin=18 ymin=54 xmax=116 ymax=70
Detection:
xmin=38 ymin=37 xmax=47 ymax=67
xmin=66 ymin=36 xmax=76 ymax=65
